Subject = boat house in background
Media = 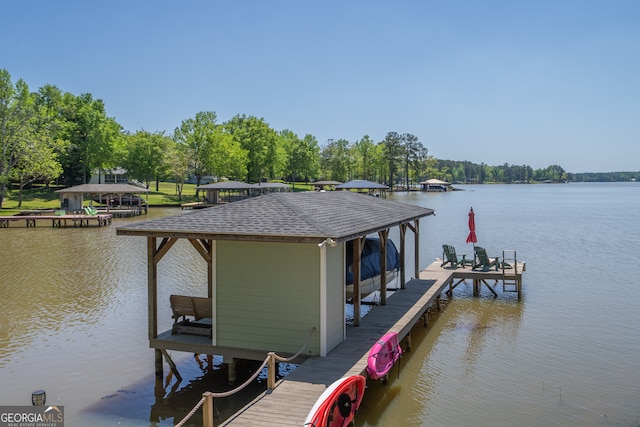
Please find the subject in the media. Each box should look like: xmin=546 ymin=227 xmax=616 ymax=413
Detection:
xmin=116 ymin=191 xmax=434 ymax=381
xmin=335 ymin=180 xmax=389 ymax=198
xmin=55 ymin=183 xmax=149 ymax=214
xmin=420 ymin=178 xmax=452 ymax=192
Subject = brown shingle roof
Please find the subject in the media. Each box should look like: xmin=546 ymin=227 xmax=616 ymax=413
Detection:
xmin=116 ymin=191 xmax=434 ymax=243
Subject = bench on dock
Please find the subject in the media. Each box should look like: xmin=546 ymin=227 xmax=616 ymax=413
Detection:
xmin=170 ymin=294 xmax=213 ymax=337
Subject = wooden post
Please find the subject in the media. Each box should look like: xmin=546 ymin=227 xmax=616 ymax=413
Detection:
xmin=267 ymin=352 xmax=276 ymax=391
xmin=413 ymin=220 xmax=420 ymax=279
xmin=353 ymin=238 xmax=362 ymax=327
xmin=202 ymin=391 xmax=214 ymax=427
xmin=378 ymin=230 xmax=389 ymax=306
xmin=399 ymin=224 xmax=407 ymax=289
xmin=161 ymin=349 xmax=182 ymax=382
xmin=228 ymin=359 xmax=237 ymax=385
xmin=154 ymin=349 xmax=163 ymax=381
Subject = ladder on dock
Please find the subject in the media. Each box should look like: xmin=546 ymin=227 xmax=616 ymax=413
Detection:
xmin=502 ymin=250 xmax=519 ymax=293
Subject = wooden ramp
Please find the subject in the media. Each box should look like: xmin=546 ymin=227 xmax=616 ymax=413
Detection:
xmin=221 ymin=275 xmax=451 ymax=426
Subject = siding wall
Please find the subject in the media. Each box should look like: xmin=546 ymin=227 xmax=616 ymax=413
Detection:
xmin=216 ymin=241 xmax=322 ymax=356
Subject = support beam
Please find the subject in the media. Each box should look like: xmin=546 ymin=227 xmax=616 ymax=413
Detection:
xmin=161 ymin=349 xmax=182 ymax=382
xmin=154 ymin=349 xmax=163 ymax=381
xmin=352 ymin=237 xmax=362 ymax=327
xmin=378 ymin=229 xmax=389 ymax=306
xmin=228 ymin=359 xmax=237 ymax=385
xmin=399 ymin=224 xmax=407 ymax=289
xmin=413 ymin=220 xmax=420 ymax=279
xmin=148 ymin=237 xmax=158 ymax=340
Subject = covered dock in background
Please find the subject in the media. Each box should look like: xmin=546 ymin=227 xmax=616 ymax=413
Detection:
xmin=54 ymin=183 xmax=149 ymax=216
xmin=335 ymin=180 xmax=389 ymax=198
xmin=420 ymin=178 xmax=452 ymax=192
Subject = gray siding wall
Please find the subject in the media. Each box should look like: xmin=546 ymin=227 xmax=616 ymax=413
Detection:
xmin=216 ymin=241 xmax=322 ymax=356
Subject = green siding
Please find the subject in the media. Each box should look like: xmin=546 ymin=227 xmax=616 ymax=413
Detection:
xmin=216 ymin=241 xmax=321 ymax=356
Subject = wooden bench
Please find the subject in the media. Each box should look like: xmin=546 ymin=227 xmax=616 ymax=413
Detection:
xmin=170 ymin=294 xmax=213 ymax=337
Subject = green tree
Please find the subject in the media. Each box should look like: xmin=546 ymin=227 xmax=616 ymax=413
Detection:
xmin=281 ymin=130 xmax=320 ymax=187
xmin=381 ymin=132 xmax=403 ymax=190
xmin=0 ymin=70 xmax=37 ymax=208
xmin=174 ymin=111 xmax=219 ymax=195
xmin=353 ymin=135 xmax=376 ymax=181
xmin=207 ymin=126 xmax=248 ymax=181
xmin=122 ymin=130 xmax=171 ymax=190
xmin=224 ymin=114 xmax=279 ymax=182
xmin=400 ymin=133 xmax=424 ymax=190
xmin=57 ymin=92 xmax=120 ymax=185
xmin=320 ymin=139 xmax=351 ymax=182
xmin=164 ymin=141 xmax=191 ymax=200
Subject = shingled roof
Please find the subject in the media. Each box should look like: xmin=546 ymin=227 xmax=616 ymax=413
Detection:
xmin=55 ymin=184 xmax=150 ymax=193
xmin=117 ymin=191 xmax=434 ymax=243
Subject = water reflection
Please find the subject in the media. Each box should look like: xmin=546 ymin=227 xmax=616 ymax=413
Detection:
xmin=83 ymin=354 xmax=273 ymax=426
xmin=357 ymin=293 xmax=524 ymax=427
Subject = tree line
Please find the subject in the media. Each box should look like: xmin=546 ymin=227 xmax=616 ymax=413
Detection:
xmin=4 ymin=69 xmax=629 ymax=208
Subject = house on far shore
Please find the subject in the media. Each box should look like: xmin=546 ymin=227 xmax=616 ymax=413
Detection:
xmin=89 ymin=168 xmax=129 ymax=184
xmin=420 ymin=178 xmax=452 ymax=192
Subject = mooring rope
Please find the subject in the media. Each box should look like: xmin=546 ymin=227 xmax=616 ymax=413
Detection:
xmin=273 ymin=326 xmax=316 ymax=362
xmin=175 ymin=395 xmax=207 ymax=427
xmin=175 ymin=326 xmax=316 ymax=426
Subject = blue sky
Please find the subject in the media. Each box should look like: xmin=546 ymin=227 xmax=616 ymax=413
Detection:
xmin=2 ymin=1 xmax=639 ymax=173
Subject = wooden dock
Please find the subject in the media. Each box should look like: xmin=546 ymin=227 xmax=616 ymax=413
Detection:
xmin=0 ymin=213 xmax=112 ymax=228
xmin=219 ymin=260 xmax=525 ymax=426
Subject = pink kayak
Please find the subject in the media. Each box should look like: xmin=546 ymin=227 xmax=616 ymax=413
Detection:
xmin=303 ymin=375 xmax=366 ymax=427
xmin=366 ymin=331 xmax=402 ymax=380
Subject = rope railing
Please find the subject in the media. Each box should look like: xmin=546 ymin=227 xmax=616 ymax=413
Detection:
xmin=174 ymin=327 xmax=316 ymax=427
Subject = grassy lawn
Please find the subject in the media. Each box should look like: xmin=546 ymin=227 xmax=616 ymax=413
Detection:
xmin=0 ymin=181 xmax=316 ymax=215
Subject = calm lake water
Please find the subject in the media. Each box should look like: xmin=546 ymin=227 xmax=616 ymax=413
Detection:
xmin=1 ymin=182 xmax=639 ymax=426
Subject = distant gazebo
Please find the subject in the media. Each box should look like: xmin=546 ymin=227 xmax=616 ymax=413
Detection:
xmin=335 ymin=180 xmax=389 ymax=198
xmin=196 ymin=181 xmax=258 ymax=204
xmin=420 ymin=179 xmax=451 ymax=192
xmin=255 ymin=182 xmax=291 ymax=193
xmin=55 ymin=183 xmax=149 ymax=213
xmin=313 ymin=180 xmax=343 ymax=191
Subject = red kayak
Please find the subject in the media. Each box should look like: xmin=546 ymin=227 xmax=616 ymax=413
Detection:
xmin=303 ymin=375 xmax=366 ymax=427
xmin=366 ymin=331 xmax=402 ymax=380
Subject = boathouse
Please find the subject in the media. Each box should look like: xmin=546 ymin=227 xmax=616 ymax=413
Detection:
xmin=116 ymin=191 xmax=433 ymax=377
xmin=55 ymin=183 xmax=149 ymax=213
xmin=420 ymin=178 xmax=452 ymax=192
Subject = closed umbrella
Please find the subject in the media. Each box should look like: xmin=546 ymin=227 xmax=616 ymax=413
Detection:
xmin=466 ymin=207 xmax=477 ymax=262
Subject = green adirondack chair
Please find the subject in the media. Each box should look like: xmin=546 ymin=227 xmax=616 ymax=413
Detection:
xmin=473 ymin=246 xmax=500 ymax=271
xmin=442 ymin=245 xmax=472 ymax=268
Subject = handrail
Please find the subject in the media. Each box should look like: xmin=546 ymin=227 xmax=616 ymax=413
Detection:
xmin=174 ymin=327 xmax=316 ymax=427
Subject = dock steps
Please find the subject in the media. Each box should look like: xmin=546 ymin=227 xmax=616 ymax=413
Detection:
xmin=502 ymin=250 xmax=519 ymax=292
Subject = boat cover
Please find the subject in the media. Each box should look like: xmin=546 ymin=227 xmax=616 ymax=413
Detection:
xmin=346 ymin=238 xmax=400 ymax=285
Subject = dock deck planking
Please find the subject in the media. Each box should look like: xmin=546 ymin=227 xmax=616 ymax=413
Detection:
xmin=0 ymin=214 xmax=112 ymax=228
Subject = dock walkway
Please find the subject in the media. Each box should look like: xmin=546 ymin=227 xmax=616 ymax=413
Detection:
xmin=220 ymin=260 xmax=525 ymax=426
xmin=221 ymin=269 xmax=454 ymax=426
xmin=0 ymin=214 xmax=112 ymax=228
